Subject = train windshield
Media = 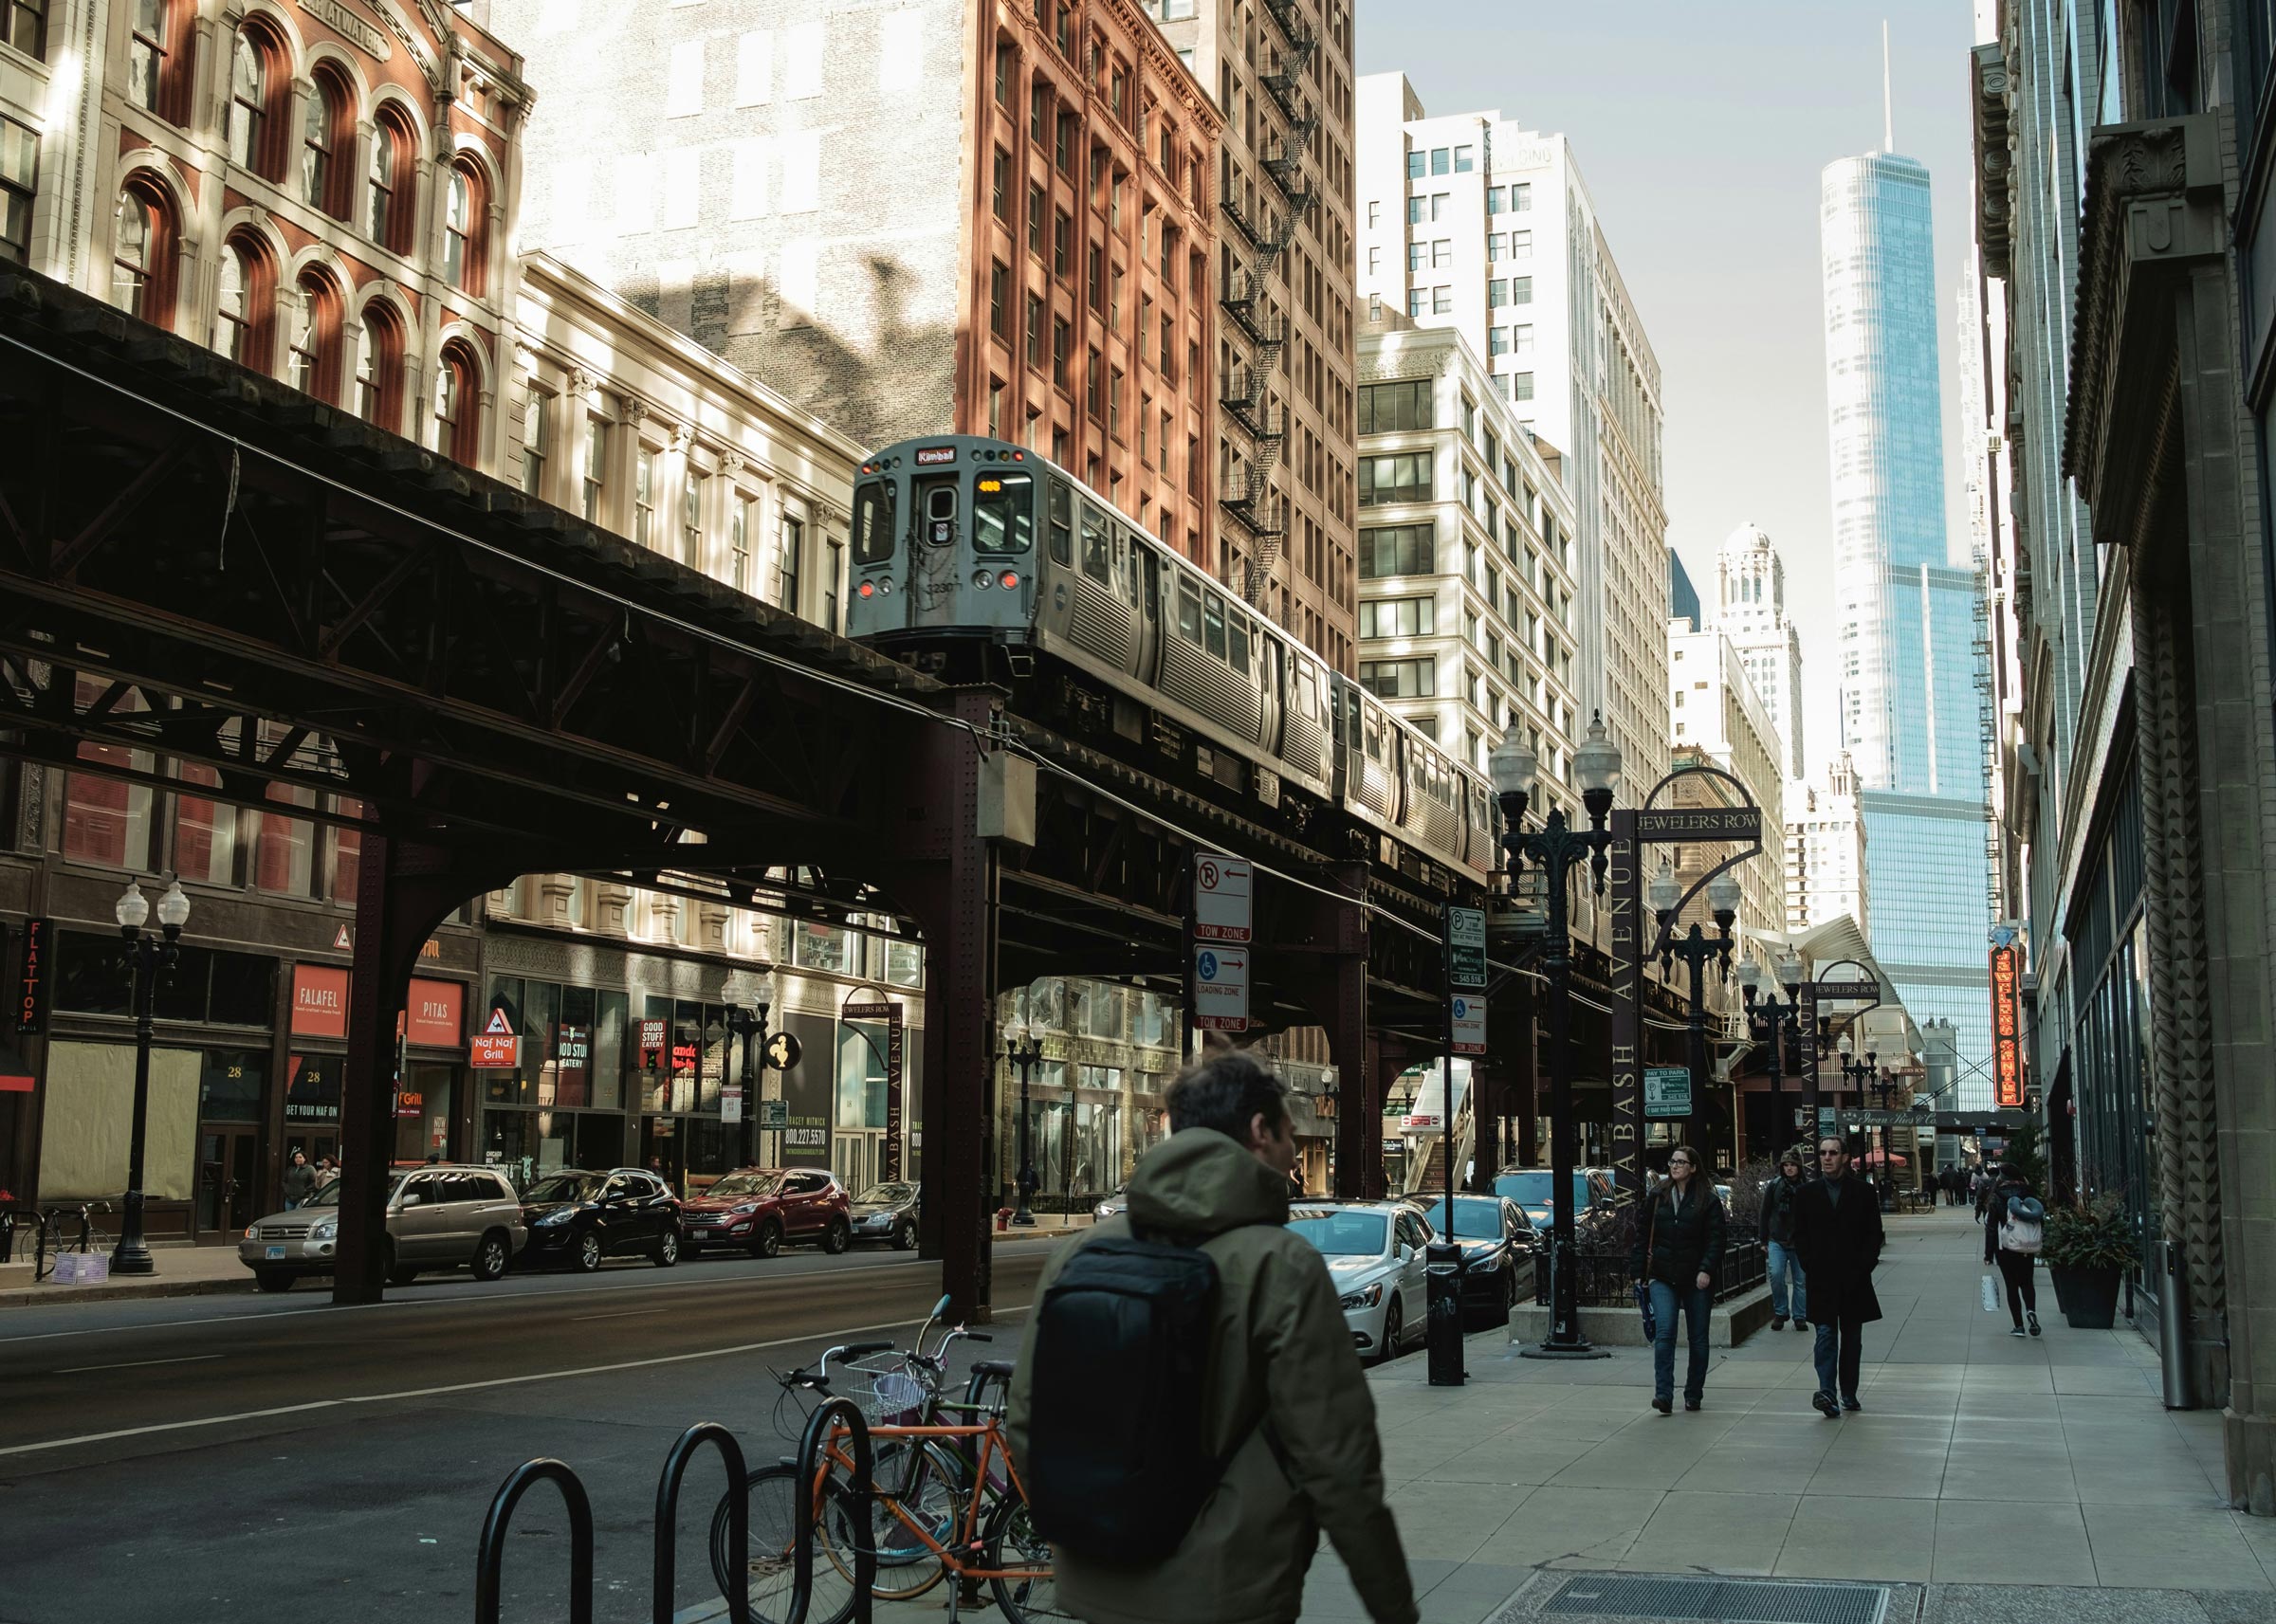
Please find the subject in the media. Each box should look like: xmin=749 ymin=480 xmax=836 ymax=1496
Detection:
xmin=972 ymin=471 xmax=1034 ymax=554
xmin=853 ymin=481 xmax=896 ymax=566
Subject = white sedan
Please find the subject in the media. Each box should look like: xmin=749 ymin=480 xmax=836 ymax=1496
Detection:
xmin=1289 ymin=1202 xmax=1430 ymax=1362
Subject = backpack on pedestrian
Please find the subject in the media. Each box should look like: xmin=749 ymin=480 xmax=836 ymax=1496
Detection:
xmin=1999 ymin=1194 xmax=2046 ymax=1255
xmin=1020 ymin=1227 xmax=1257 ymax=1565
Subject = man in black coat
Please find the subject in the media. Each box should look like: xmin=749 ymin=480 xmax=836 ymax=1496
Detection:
xmin=1788 ymin=1136 xmax=1884 ymax=1416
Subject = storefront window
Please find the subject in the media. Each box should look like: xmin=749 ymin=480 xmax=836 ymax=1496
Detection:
xmin=884 ymin=939 xmax=922 ymax=988
xmin=53 ymin=931 xmax=275 ymax=1025
xmin=396 ymin=1061 xmax=454 ymax=1162
xmin=197 ymin=1050 xmax=266 ymax=1122
xmin=792 ymin=922 xmax=854 ymax=974
xmin=838 ymin=1020 xmax=890 ymax=1129
xmin=594 ymin=989 xmax=626 ymax=1109
xmin=284 ymin=1052 xmax=340 ymax=1134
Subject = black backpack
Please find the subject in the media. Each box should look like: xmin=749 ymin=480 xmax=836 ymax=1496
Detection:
xmin=1021 ymin=1231 xmax=1242 ymax=1564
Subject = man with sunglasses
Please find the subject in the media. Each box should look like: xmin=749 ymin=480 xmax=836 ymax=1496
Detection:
xmin=1788 ymin=1136 xmax=1885 ymax=1416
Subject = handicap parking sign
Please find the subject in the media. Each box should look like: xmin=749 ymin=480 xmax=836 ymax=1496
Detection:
xmin=1198 ymin=950 xmax=1219 ymax=981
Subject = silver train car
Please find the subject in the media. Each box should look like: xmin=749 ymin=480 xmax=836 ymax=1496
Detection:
xmin=843 ymin=435 xmax=1496 ymax=884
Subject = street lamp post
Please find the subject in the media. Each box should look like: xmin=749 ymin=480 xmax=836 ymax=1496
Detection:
xmin=1645 ymin=860 xmax=1740 ymax=1159
xmin=111 ymin=877 xmax=190 ymax=1276
xmin=1004 ymin=1019 xmax=1042 ymax=1227
xmin=1493 ymin=713 xmax=1622 ymax=1359
xmin=1835 ymin=1035 xmax=1886 ymax=1208
xmin=1739 ymin=952 xmax=1806 ymax=1160
xmin=723 ymin=967 xmax=778 ymax=1168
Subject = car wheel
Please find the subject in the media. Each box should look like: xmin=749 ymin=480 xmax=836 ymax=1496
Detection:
xmin=821 ymin=1216 xmax=852 ymax=1256
xmin=253 ymin=1268 xmax=295 ymax=1293
xmin=471 ymin=1231 xmax=511 ymax=1283
xmin=1505 ymin=1265 xmax=1519 ymax=1307
xmin=893 ymin=1217 xmax=915 ymax=1251
xmin=1379 ymin=1299 xmax=1404 ymax=1362
xmin=749 ymin=1219 xmax=783 ymax=1260
xmin=573 ymin=1229 xmax=604 ymax=1272
xmin=653 ymin=1228 xmax=680 ymax=1268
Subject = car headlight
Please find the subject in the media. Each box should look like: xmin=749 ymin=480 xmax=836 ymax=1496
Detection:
xmin=1338 ymin=1281 xmax=1386 ymax=1310
xmin=243 ymin=1226 xmax=257 ymax=1240
xmin=533 ymin=1210 xmax=571 ymax=1226
xmin=732 ymin=1203 xmax=760 ymax=1214
xmin=309 ymin=1217 xmax=338 ymax=1240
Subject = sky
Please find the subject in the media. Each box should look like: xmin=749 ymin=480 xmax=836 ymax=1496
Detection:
xmin=1353 ymin=0 xmax=1981 ymax=780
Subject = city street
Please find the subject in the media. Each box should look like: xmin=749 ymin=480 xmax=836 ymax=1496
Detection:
xmin=0 ymin=1246 xmax=1054 ymax=1623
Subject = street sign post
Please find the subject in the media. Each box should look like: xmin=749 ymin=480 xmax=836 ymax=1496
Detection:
xmin=722 ymin=1085 xmax=743 ymax=1124
xmin=469 ymin=1007 xmax=518 ymax=1068
xmin=1193 ymin=945 xmax=1249 ymax=1031
xmin=1448 ymin=905 xmax=1487 ymax=989
xmin=1644 ymin=1067 xmax=1692 ymax=1119
xmin=1194 ymin=855 xmax=1254 ymax=942
xmin=1450 ymin=994 xmax=1486 ymax=1055
xmin=759 ymin=1099 xmax=788 ymax=1131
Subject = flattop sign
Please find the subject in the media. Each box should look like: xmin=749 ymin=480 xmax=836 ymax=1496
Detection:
xmin=1636 ymin=807 xmax=1762 ymax=840
xmin=14 ymin=917 xmax=49 ymax=1035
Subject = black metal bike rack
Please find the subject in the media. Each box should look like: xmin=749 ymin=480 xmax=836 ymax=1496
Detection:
xmin=473 ymin=1457 xmax=595 ymax=1624
xmin=791 ymin=1398 xmax=874 ymax=1624
xmin=655 ymin=1421 xmax=751 ymax=1624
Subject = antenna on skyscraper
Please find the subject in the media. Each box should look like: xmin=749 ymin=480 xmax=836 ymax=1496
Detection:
xmin=1881 ymin=19 xmax=1894 ymax=152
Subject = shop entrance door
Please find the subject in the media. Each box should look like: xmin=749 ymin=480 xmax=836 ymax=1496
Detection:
xmin=832 ymin=1133 xmax=876 ymax=1196
xmin=194 ymin=1125 xmax=260 ymax=1239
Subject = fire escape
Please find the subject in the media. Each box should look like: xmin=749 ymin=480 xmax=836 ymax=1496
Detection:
xmin=1220 ymin=0 xmax=1319 ymax=610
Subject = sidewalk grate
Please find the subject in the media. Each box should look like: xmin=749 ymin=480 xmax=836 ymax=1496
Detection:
xmin=1542 ymin=1575 xmax=1889 ymax=1624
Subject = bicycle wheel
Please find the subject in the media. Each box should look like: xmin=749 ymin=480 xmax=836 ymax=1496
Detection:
xmin=983 ymin=1492 xmax=1069 ymax=1624
xmin=708 ymin=1463 xmax=856 ymax=1624
xmin=818 ymin=1439 xmax=957 ymax=1603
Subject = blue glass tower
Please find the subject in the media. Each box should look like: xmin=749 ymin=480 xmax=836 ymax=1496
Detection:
xmin=1821 ymin=151 xmax=1993 ymax=1103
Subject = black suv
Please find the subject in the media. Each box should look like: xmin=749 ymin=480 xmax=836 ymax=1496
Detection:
xmin=518 ymin=1167 xmax=682 ymax=1271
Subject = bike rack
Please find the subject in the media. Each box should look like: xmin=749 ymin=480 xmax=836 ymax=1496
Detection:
xmin=655 ymin=1421 xmax=750 ymax=1624
xmin=473 ymin=1457 xmax=595 ymax=1624
xmin=792 ymin=1397 xmax=874 ymax=1624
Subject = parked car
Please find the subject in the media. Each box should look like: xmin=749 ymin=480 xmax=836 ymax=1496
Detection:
xmin=1493 ymin=1168 xmax=1617 ymax=1241
xmin=1091 ymin=1187 xmax=1129 ymax=1222
xmin=1420 ymin=1194 xmax=1532 ymax=1320
xmin=849 ymin=1180 xmax=921 ymax=1249
xmin=679 ymin=1167 xmax=851 ymax=1257
xmin=1288 ymin=1200 xmax=1431 ymax=1363
xmin=519 ymin=1167 xmax=683 ymax=1271
xmin=240 ymin=1164 xmax=525 ymax=1292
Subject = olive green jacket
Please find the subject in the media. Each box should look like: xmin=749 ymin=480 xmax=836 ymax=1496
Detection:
xmin=1006 ymin=1130 xmax=1418 ymax=1624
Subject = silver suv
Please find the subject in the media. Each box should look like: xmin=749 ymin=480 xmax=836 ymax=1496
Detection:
xmin=240 ymin=1165 xmax=527 ymax=1292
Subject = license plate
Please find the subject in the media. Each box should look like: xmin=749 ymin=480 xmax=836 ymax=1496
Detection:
xmin=265 ymin=1245 xmax=285 ymax=1259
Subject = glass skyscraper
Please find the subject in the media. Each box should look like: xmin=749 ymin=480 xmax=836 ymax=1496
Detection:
xmin=1821 ymin=151 xmax=1994 ymax=1104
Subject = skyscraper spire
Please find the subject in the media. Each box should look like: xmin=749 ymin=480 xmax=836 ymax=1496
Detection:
xmin=1882 ymin=19 xmax=1894 ymax=152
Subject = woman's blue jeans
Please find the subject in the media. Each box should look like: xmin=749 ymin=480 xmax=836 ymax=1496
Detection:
xmin=1650 ymin=1279 xmax=1713 ymax=1405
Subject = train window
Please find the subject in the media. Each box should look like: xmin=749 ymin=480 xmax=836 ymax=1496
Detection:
xmin=1365 ymin=706 xmax=1384 ymax=762
xmin=1227 ymin=612 xmax=1250 ymax=675
xmin=973 ymin=471 xmax=1033 ymax=554
xmin=1177 ymin=578 xmax=1202 ymax=642
xmin=921 ymin=483 xmax=956 ymax=545
xmin=1202 ymin=593 xmax=1226 ymax=660
xmin=1080 ymin=505 xmax=1111 ymax=583
xmin=853 ymin=481 xmax=896 ymax=566
xmin=1048 ymin=480 xmax=1074 ymax=564
xmin=1126 ymin=543 xmax=1141 ymax=607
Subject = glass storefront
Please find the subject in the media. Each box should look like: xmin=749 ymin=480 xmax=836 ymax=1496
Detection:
xmin=995 ymin=979 xmax=1176 ymax=1209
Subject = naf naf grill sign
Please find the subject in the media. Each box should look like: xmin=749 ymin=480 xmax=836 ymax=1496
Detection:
xmin=1991 ymin=942 xmax=2026 ymax=1108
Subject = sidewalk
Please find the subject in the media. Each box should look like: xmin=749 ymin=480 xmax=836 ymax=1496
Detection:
xmin=1298 ymin=1205 xmax=2270 ymax=1620
xmin=0 ymin=1240 xmax=252 ymax=1306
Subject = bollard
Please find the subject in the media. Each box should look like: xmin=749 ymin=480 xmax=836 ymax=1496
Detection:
xmin=654 ymin=1422 xmax=750 ymax=1624
xmin=2159 ymin=1240 xmax=2196 ymax=1411
xmin=1424 ymin=1239 xmax=1466 ymax=1385
xmin=474 ymin=1458 xmax=595 ymax=1624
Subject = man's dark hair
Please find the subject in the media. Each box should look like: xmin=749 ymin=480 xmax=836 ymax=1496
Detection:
xmin=1166 ymin=1049 xmax=1290 ymax=1140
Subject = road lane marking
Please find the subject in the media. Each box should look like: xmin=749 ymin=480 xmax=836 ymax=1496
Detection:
xmin=570 ymin=1308 xmax=666 ymax=1322
xmin=0 ymin=1305 xmax=1030 ymax=1459
xmin=0 ymin=1255 xmax=954 ymax=1345
xmin=54 ymin=1353 xmax=226 ymax=1375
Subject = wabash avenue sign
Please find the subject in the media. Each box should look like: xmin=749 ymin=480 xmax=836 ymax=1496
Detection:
xmin=1990 ymin=942 xmax=2025 ymax=1108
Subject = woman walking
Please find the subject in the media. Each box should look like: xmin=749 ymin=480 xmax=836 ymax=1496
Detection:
xmin=1984 ymin=1161 xmax=2045 ymax=1337
xmin=1630 ymin=1144 xmax=1727 ymax=1414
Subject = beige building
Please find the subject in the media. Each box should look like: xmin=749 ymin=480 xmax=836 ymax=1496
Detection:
xmin=1664 ymin=622 xmax=1786 ymax=947
xmin=1785 ymin=754 xmax=1868 ymax=940
xmin=1147 ymin=0 xmax=1359 ymax=674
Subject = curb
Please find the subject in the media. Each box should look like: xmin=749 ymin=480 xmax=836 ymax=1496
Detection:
xmin=0 ymin=1273 xmax=256 ymax=1309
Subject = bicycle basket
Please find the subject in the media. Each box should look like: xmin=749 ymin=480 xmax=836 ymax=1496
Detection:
xmin=847 ymin=1353 xmax=933 ymax=1426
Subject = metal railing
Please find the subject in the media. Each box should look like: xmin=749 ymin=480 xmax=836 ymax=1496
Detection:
xmin=1539 ymin=1238 xmax=1769 ymax=1309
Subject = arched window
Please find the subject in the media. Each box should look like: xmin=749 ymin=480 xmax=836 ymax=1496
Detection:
xmin=212 ymin=232 xmax=274 ymax=369
xmin=111 ymin=184 xmax=173 ymax=324
xmin=128 ymin=0 xmax=171 ymax=118
xmin=431 ymin=340 xmax=478 ymax=464
xmin=288 ymin=271 xmax=341 ymax=402
xmin=227 ymin=28 xmax=270 ymax=173
xmin=355 ymin=301 xmax=404 ymax=431
xmin=366 ymin=110 xmax=413 ymax=254
xmin=302 ymin=69 xmax=348 ymax=215
xmin=442 ymin=164 xmax=474 ymax=291
xmin=214 ymin=241 xmax=248 ymax=360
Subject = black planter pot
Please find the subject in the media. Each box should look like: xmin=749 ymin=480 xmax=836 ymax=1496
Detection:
xmin=2048 ymin=1262 xmax=2120 ymax=1329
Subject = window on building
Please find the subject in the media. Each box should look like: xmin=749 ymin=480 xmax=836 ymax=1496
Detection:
xmin=368 ymin=111 xmax=414 ymax=254
xmin=1025 ymin=291 xmax=1044 ymax=369
xmin=1405 ymin=289 xmax=1424 ymax=318
xmin=1053 ymin=208 xmax=1071 ymax=275
xmin=1509 ymin=275 xmax=1533 ymax=305
xmin=682 ymin=469 xmax=706 ymax=566
xmin=0 ymin=116 xmax=31 ymax=264
xmin=1406 ymin=150 xmax=1424 ymax=179
xmin=1512 ymin=372 xmax=1534 ymax=402
xmin=780 ymin=512 xmax=804 ymax=611
xmin=824 ymin=538 xmax=843 ymax=632
xmin=990 ymin=260 xmax=1010 ymax=340
xmin=992 ymin=146 xmax=1011 ymax=222
xmin=250 ymin=778 xmax=316 ymax=897
xmin=1052 ymin=316 xmax=1069 ymax=386
xmin=1488 ymin=327 xmax=1508 ymax=356
xmin=729 ymin=493 xmax=752 ymax=592
xmin=633 ymin=446 xmax=656 ymax=546
xmin=1430 ymin=147 xmax=1449 ymax=174
xmin=1031 ymin=78 xmax=1051 ymax=143
xmin=227 ymin=27 xmax=278 ymax=175
xmin=1406 ymin=195 xmax=1422 ymax=226
xmin=442 ymin=163 xmax=477 ymax=291
xmin=581 ymin=413 xmax=608 ymax=521
xmin=1512 ymin=325 xmax=1534 ymax=356
xmin=1358 ymin=595 xmax=1434 ymax=638
xmin=522 ymin=390 xmax=549 ymax=498
xmin=128 ymin=0 xmax=169 ymax=117
xmin=1026 ymin=182 xmax=1045 ymax=258
xmin=5 ymin=0 xmax=44 ymax=59
xmin=1510 ymin=229 xmax=1533 ymax=258
xmin=110 ymin=183 xmax=172 ymax=324
xmin=431 ymin=341 xmax=478 ymax=464
xmin=212 ymin=238 xmax=253 ymax=363
xmin=1453 ymin=145 xmax=1474 ymax=172
xmin=1357 ymin=378 xmax=1432 ymax=433
xmin=1432 ymin=286 xmax=1452 ymax=315
xmin=288 ymin=270 xmax=341 ymax=402
xmin=1509 ymin=182 xmax=1532 ymax=210
xmin=355 ymin=301 xmax=404 ymax=430
xmin=302 ymin=70 xmax=347 ymax=214
xmin=1358 ymin=657 xmax=1434 ymax=699
xmin=1359 ymin=520 xmax=1434 ymax=575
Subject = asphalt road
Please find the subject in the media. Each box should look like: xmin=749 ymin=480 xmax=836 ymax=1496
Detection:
xmin=0 ymin=1243 xmax=1056 ymax=1624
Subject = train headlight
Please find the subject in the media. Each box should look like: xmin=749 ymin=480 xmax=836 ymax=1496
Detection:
xmin=1000 ymin=571 xmax=1019 ymax=590
xmin=972 ymin=570 xmax=995 ymax=590
xmin=878 ymin=578 xmax=893 ymax=594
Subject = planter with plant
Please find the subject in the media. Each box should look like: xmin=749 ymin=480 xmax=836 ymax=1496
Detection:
xmin=2042 ymin=1194 xmax=2135 ymax=1329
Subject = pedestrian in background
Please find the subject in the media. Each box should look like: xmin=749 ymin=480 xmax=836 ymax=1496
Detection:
xmin=1630 ymin=1144 xmax=1726 ymax=1414
xmin=1984 ymin=1161 xmax=2045 ymax=1337
xmin=1758 ymin=1151 xmax=1809 ymax=1330
xmin=281 ymin=1152 xmax=315 ymax=1210
xmin=1790 ymin=1137 xmax=1885 ymax=1416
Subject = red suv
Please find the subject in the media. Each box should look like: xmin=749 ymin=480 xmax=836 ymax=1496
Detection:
xmin=679 ymin=1167 xmax=852 ymax=1257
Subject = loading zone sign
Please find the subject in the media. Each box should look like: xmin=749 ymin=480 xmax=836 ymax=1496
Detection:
xmin=1193 ymin=945 xmax=1249 ymax=1031
xmin=1450 ymin=994 xmax=1486 ymax=1056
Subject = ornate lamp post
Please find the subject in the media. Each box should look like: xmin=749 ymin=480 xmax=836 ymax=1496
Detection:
xmin=1739 ymin=950 xmax=1806 ymax=1160
xmin=1004 ymin=1017 xmax=1043 ymax=1227
xmin=723 ymin=966 xmax=778 ymax=1168
xmin=111 ymin=877 xmax=190 ymax=1276
xmin=1645 ymin=860 xmax=1740 ymax=1156
xmin=1492 ymin=713 xmax=1622 ymax=1359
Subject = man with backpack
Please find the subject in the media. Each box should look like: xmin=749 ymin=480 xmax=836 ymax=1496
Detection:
xmin=1008 ymin=1049 xmax=1418 ymax=1624
xmin=1984 ymin=1162 xmax=2045 ymax=1336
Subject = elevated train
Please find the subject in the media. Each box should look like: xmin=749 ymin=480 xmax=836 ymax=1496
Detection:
xmin=843 ymin=436 xmax=1501 ymax=887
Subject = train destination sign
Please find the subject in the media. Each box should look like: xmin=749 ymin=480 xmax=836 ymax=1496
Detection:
xmin=1635 ymin=808 xmax=1763 ymax=840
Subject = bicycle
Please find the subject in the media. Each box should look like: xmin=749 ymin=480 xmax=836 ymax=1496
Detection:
xmin=710 ymin=1300 xmax=1052 ymax=1624
xmin=33 ymin=1201 xmax=112 ymax=1282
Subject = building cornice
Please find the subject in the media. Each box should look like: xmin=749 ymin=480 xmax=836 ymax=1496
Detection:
xmin=1971 ymin=43 xmax=2013 ymax=281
